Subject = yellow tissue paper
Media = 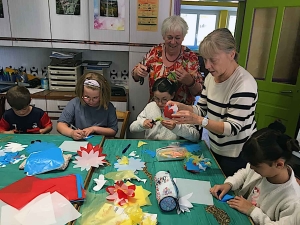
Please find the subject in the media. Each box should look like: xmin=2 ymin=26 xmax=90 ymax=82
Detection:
xmin=126 ymin=181 xmax=152 ymax=207
xmin=119 ymin=156 xmax=129 ymax=165
xmin=105 ymin=170 xmax=140 ymax=181
xmin=138 ymin=141 xmax=147 ymax=147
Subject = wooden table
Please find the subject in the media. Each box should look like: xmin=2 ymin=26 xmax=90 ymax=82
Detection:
xmin=75 ymin=139 xmax=253 ymax=225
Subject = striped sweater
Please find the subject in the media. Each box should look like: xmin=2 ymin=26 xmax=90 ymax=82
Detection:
xmin=193 ymin=66 xmax=258 ymax=157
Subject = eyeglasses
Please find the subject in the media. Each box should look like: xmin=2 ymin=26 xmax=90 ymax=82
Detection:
xmin=82 ymin=96 xmax=100 ymax=102
xmin=153 ymin=97 xmax=169 ymax=104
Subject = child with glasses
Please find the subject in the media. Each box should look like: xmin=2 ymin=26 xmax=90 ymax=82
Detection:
xmin=57 ymin=72 xmax=118 ymax=140
xmin=210 ymin=121 xmax=300 ymax=225
xmin=130 ymin=78 xmax=199 ymax=142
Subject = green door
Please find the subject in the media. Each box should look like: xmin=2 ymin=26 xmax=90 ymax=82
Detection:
xmin=238 ymin=0 xmax=300 ymax=137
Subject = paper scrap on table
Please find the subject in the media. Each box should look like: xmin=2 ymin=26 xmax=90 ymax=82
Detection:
xmin=59 ymin=141 xmax=88 ymax=153
xmin=174 ymin=178 xmax=213 ymax=205
xmin=114 ymin=157 xmax=145 ymax=172
xmin=138 ymin=141 xmax=147 ymax=148
xmin=4 ymin=142 xmax=28 ymax=152
xmin=93 ymin=174 xmax=107 ymax=192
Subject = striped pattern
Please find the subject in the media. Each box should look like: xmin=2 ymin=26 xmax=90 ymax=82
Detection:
xmin=193 ymin=66 xmax=258 ymax=157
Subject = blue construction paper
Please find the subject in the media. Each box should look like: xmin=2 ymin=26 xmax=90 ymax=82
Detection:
xmin=25 ymin=142 xmax=58 ymax=154
xmin=185 ymin=158 xmax=200 ymax=172
xmin=0 ymin=152 xmax=19 ymax=166
xmin=217 ymin=191 xmax=235 ymax=202
xmin=75 ymin=174 xmax=84 ymax=199
xmin=84 ymin=135 xmax=94 ymax=140
xmin=142 ymin=149 xmax=156 ymax=158
xmin=24 ymin=147 xmax=64 ymax=176
xmin=180 ymin=142 xmax=201 ymax=153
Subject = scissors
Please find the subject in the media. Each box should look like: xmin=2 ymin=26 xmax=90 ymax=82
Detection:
xmin=140 ymin=58 xmax=150 ymax=85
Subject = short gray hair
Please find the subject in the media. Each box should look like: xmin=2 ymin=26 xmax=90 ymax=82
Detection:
xmin=161 ymin=16 xmax=189 ymax=38
xmin=199 ymin=28 xmax=239 ymax=62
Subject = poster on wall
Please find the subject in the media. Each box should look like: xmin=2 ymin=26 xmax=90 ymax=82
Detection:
xmin=0 ymin=0 xmax=4 ymax=18
xmin=56 ymin=0 xmax=81 ymax=15
xmin=94 ymin=0 xmax=125 ymax=31
xmin=137 ymin=0 xmax=159 ymax=32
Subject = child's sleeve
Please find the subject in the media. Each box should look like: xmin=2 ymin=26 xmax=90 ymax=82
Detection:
xmin=40 ymin=112 xmax=52 ymax=128
xmin=171 ymin=124 xmax=200 ymax=142
xmin=0 ymin=116 xmax=10 ymax=131
xmin=129 ymin=106 xmax=148 ymax=132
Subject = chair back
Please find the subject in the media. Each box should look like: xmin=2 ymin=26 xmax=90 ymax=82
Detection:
xmin=116 ymin=110 xmax=131 ymax=139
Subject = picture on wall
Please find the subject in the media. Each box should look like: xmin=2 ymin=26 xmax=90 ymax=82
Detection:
xmin=0 ymin=0 xmax=4 ymax=18
xmin=56 ymin=0 xmax=80 ymax=15
xmin=94 ymin=0 xmax=125 ymax=30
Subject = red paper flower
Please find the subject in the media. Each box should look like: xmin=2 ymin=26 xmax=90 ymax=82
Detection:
xmin=77 ymin=143 xmax=107 ymax=158
xmin=164 ymin=105 xmax=174 ymax=119
xmin=106 ymin=181 xmax=136 ymax=206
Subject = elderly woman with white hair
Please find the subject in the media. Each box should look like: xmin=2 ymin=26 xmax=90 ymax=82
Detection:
xmin=132 ymin=15 xmax=202 ymax=105
xmin=168 ymin=28 xmax=258 ymax=176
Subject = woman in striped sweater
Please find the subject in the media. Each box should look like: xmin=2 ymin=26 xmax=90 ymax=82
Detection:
xmin=168 ymin=28 xmax=258 ymax=176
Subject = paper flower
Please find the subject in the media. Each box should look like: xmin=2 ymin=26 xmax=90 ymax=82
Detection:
xmin=164 ymin=104 xmax=178 ymax=119
xmin=177 ymin=193 xmax=193 ymax=214
xmin=106 ymin=181 xmax=136 ymax=206
xmin=4 ymin=142 xmax=28 ymax=152
xmin=73 ymin=150 xmax=107 ymax=171
xmin=77 ymin=143 xmax=106 ymax=158
xmin=114 ymin=158 xmax=145 ymax=172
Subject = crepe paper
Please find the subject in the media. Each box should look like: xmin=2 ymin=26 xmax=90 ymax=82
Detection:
xmin=3 ymin=142 xmax=28 ymax=152
xmin=142 ymin=150 xmax=156 ymax=158
xmin=119 ymin=156 xmax=129 ymax=165
xmin=106 ymin=181 xmax=136 ymax=206
xmin=0 ymin=176 xmax=55 ymax=209
xmin=126 ymin=182 xmax=152 ymax=207
xmin=25 ymin=142 xmax=58 ymax=154
xmin=95 ymin=203 xmax=122 ymax=224
xmin=180 ymin=142 xmax=201 ymax=153
xmin=0 ymin=200 xmax=21 ymax=225
xmin=24 ymin=147 xmax=65 ymax=176
xmin=177 ymin=192 xmax=193 ymax=214
xmin=73 ymin=149 xmax=107 ymax=171
xmin=15 ymin=192 xmax=56 ymax=225
xmin=93 ymin=174 xmax=107 ymax=192
xmin=58 ymin=141 xmax=88 ymax=153
xmin=105 ymin=170 xmax=141 ymax=182
xmin=124 ymin=204 xmax=143 ymax=224
xmin=14 ymin=192 xmax=81 ymax=225
xmin=186 ymin=158 xmax=200 ymax=172
xmin=154 ymin=116 xmax=163 ymax=122
xmin=0 ymin=152 xmax=21 ymax=167
xmin=138 ymin=141 xmax=147 ymax=148
xmin=217 ymin=191 xmax=235 ymax=202
xmin=174 ymin=178 xmax=213 ymax=206
xmin=184 ymin=153 xmax=211 ymax=173
xmin=163 ymin=104 xmax=178 ymax=119
xmin=114 ymin=157 xmax=145 ymax=172
xmin=142 ymin=213 xmax=157 ymax=225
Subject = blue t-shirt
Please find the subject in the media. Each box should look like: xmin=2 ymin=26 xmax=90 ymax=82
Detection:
xmin=58 ymin=97 xmax=118 ymax=132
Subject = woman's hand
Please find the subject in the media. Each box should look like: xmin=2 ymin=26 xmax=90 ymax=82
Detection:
xmin=3 ymin=130 xmax=15 ymax=134
xmin=135 ymin=63 xmax=149 ymax=78
xmin=210 ymin=183 xmax=232 ymax=200
xmin=227 ymin=196 xmax=254 ymax=215
xmin=175 ymin=67 xmax=194 ymax=86
xmin=71 ymin=129 xmax=85 ymax=140
xmin=172 ymin=110 xmax=200 ymax=125
xmin=161 ymin=120 xmax=176 ymax=130
xmin=166 ymin=101 xmax=192 ymax=112
xmin=143 ymin=119 xmax=154 ymax=129
xmin=83 ymin=126 xmax=95 ymax=137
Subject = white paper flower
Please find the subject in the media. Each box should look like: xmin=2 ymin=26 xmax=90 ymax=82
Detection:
xmin=73 ymin=150 xmax=106 ymax=171
xmin=177 ymin=193 xmax=193 ymax=214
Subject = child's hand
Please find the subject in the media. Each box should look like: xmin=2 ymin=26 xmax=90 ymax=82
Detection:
xmin=210 ymin=183 xmax=232 ymax=200
xmin=82 ymin=127 xmax=95 ymax=137
xmin=3 ymin=130 xmax=15 ymax=134
xmin=143 ymin=119 xmax=154 ymax=129
xmin=71 ymin=129 xmax=85 ymax=140
xmin=161 ymin=120 xmax=176 ymax=130
xmin=227 ymin=196 xmax=254 ymax=215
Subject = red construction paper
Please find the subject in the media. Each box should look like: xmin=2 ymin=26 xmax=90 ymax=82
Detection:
xmin=32 ymin=174 xmax=85 ymax=202
xmin=0 ymin=176 xmax=55 ymax=209
xmin=164 ymin=105 xmax=174 ymax=119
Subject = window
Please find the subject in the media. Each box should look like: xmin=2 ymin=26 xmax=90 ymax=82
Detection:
xmin=181 ymin=10 xmax=219 ymax=50
xmin=227 ymin=11 xmax=237 ymax=35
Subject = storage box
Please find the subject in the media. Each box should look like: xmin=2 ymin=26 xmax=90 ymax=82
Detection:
xmin=48 ymin=66 xmax=82 ymax=91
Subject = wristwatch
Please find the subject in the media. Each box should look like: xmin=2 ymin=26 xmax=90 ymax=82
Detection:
xmin=201 ymin=118 xmax=208 ymax=127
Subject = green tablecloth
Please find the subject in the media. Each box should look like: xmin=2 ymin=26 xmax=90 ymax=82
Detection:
xmin=77 ymin=139 xmax=252 ymax=225
xmin=0 ymin=134 xmax=103 ymax=189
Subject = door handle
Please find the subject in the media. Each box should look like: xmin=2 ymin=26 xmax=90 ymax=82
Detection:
xmin=280 ymin=90 xmax=292 ymax=94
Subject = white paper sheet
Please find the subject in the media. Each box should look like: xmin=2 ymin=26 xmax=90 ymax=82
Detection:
xmin=174 ymin=178 xmax=214 ymax=206
xmin=1 ymin=202 xmax=21 ymax=225
xmin=59 ymin=141 xmax=88 ymax=153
